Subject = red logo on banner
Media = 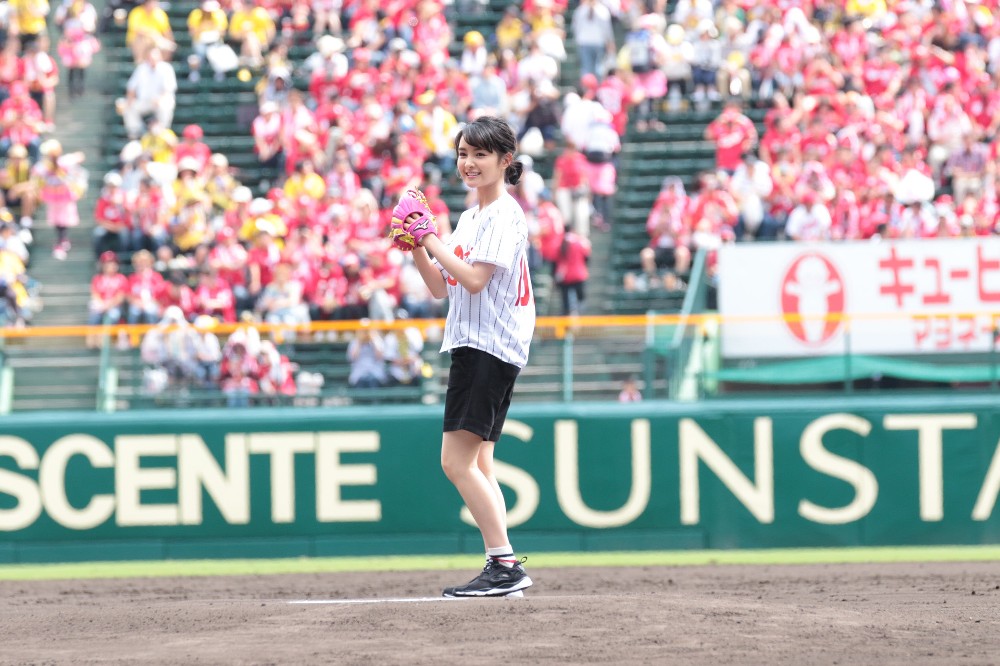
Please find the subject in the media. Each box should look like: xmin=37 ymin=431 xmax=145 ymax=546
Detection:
xmin=780 ymin=253 xmax=845 ymax=345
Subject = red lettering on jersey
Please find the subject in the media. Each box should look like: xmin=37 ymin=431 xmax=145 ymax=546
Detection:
xmin=517 ymin=257 xmax=532 ymax=306
xmin=446 ymin=245 xmax=463 ymax=286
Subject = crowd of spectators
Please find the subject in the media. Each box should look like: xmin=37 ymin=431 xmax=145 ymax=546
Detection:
xmin=47 ymin=0 xmax=1000 ymax=399
xmin=0 ymin=0 xmax=101 ymax=326
xmin=627 ymin=0 xmax=1000 ymax=292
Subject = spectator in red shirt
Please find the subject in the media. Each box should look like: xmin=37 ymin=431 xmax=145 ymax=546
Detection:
xmin=335 ymin=252 xmax=373 ymax=320
xmin=378 ymin=139 xmax=422 ymax=207
xmin=551 ymin=141 xmax=590 ymax=236
xmin=126 ymin=249 xmax=166 ymax=324
xmin=633 ymin=177 xmax=691 ymax=291
xmin=219 ymin=340 xmax=260 ymax=407
xmin=87 ymin=251 xmax=129 ymax=347
xmin=0 ymin=81 xmax=44 ymax=161
xmin=251 ymin=101 xmax=284 ymax=189
xmin=92 ymin=171 xmax=135 ymax=257
xmin=161 ymin=273 xmax=198 ymax=321
xmin=554 ymin=230 xmax=591 ymax=316
xmin=22 ymin=37 xmax=59 ymax=126
xmin=535 ymin=188 xmax=565 ymax=274
xmin=246 ymin=222 xmax=282 ymax=303
xmin=704 ymin=101 xmax=758 ymax=173
xmin=194 ymin=265 xmax=236 ymax=322
xmin=306 ymin=253 xmax=346 ymax=327
xmin=174 ymin=124 xmax=212 ymax=174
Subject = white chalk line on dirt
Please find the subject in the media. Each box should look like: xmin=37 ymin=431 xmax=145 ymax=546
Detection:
xmin=288 ymin=597 xmax=470 ymax=605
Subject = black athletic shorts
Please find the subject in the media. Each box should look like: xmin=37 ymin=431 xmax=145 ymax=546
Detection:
xmin=443 ymin=346 xmax=521 ymax=442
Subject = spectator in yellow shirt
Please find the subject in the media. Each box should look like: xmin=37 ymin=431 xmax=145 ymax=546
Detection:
xmin=495 ymin=6 xmax=525 ymax=55
xmin=414 ymin=90 xmax=457 ymax=177
xmin=173 ymin=157 xmax=208 ymax=213
xmin=188 ymin=0 xmax=228 ymax=75
xmin=126 ymin=0 xmax=175 ymax=62
xmin=9 ymin=0 xmax=50 ymax=45
xmin=139 ymin=117 xmax=178 ymax=164
xmin=228 ymin=0 xmax=275 ymax=69
xmin=845 ymin=0 xmax=887 ymax=20
xmin=283 ymin=160 xmax=325 ymax=202
xmin=238 ymin=199 xmax=286 ymax=244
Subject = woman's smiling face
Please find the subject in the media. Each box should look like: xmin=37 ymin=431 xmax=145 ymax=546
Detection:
xmin=457 ymin=136 xmax=506 ymax=189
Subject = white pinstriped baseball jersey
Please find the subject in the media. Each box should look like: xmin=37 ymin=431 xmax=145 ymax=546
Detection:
xmin=434 ymin=192 xmax=536 ymax=368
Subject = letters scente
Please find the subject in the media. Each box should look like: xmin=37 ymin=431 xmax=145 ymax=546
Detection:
xmin=1 ymin=413 xmax=998 ymax=533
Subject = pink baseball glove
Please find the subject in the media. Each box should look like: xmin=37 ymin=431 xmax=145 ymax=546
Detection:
xmin=389 ymin=188 xmax=438 ymax=251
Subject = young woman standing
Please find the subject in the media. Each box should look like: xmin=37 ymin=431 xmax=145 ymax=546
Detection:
xmin=401 ymin=115 xmax=536 ymax=597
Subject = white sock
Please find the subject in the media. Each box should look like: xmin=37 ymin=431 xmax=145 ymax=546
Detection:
xmin=486 ymin=546 xmax=516 ymax=568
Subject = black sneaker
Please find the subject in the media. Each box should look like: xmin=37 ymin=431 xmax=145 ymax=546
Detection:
xmin=442 ymin=558 xmax=533 ymax=597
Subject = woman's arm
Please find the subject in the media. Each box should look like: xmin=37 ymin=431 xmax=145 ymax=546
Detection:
xmin=421 ymin=234 xmax=495 ymax=295
xmin=410 ymin=245 xmax=449 ymax=299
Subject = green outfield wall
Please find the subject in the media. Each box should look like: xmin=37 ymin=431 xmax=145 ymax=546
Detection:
xmin=2 ymin=394 xmax=1000 ymax=563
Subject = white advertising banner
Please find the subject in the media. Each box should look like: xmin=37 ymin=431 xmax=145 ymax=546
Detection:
xmin=717 ymin=238 xmax=1000 ymax=358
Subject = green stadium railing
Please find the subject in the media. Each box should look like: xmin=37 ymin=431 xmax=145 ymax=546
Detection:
xmin=664 ymin=247 xmax=711 ymax=400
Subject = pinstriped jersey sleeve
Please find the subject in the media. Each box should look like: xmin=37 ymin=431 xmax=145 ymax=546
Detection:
xmin=466 ymin=196 xmax=522 ymax=270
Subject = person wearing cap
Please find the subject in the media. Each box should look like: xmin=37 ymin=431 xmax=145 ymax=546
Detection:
xmin=86 ymin=251 xmax=129 ymax=346
xmin=32 ymin=139 xmax=86 ymax=260
xmin=690 ymin=18 xmax=723 ymax=107
xmin=239 ymin=197 xmax=286 ymax=243
xmin=174 ymin=124 xmax=211 ymax=173
xmin=124 ymin=47 xmax=177 ymax=139
xmin=460 ymin=31 xmax=488 ymax=78
xmin=227 ymin=0 xmax=275 ymax=69
xmin=173 ymin=155 xmax=208 ymax=212
xmin=223 ymin=184 xmax=252 ymax=230
xmin=302 ymin=33 xmax=346 ymax=77
xmin=0 ymin=145 xmax=38 ymax=229
xmin=785 ymin=189 xmax=832 ymax=242
xmin=245 ymin=214 xmax=283 ymax=303
xmin=170 ymin=194 xmax=211 ymax=255
xmin=187 ymin=0 xmax=227 ymax=54
xmin=93 ymin=171 xmax=137 ymax=257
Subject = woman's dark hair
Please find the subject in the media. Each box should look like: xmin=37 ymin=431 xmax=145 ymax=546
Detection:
xmin=454 ymin=115 xmax=523 ymax=185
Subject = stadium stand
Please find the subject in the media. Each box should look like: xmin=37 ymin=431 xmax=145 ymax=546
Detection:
xmin=4 ymin=0 xmax=997 ymax=410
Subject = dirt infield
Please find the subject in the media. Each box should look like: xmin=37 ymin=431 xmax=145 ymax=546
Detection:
xmin=2 ymin=561 xmax=999 ymax=665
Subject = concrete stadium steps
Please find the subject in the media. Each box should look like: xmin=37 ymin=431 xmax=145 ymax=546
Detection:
xmin=2 ymin=347 xmax=102 ymax=411
xmin=11 ymin=17 xmax=114 ymax=407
